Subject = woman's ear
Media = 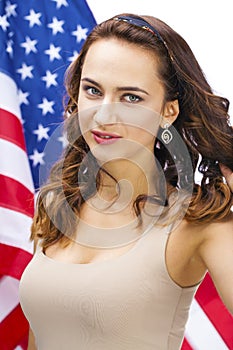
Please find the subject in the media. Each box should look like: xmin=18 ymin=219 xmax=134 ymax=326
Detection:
xmin=161 ymin=99 xmax=179 ymax=125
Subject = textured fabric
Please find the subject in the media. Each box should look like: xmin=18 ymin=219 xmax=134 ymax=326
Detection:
xmin=19 ymin=226 xmax=199 ymax=350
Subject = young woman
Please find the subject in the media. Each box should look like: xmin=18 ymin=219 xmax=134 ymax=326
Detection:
xmin=19 ymin=14 xmax=233 ymax=350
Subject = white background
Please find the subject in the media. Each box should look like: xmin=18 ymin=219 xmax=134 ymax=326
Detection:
xmin=87 ymin=0 xmax=233 ymax=120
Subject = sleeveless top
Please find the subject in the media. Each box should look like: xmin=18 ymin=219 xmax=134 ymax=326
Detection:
xmin=19 ymin=225 xmax=199 ymax=350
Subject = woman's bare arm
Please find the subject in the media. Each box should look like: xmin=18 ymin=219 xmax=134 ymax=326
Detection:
xmin=198 ymin=215 xmax=233 ymax=315
xmin=27 ymin=328 xmax=37 ymax=350
xmin=220 ymin=163 xmax=233 ymax=192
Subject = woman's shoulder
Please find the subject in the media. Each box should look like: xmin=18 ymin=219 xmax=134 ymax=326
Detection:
xmin=198 ymin=211 xmax=233 ymax=243
xmin=168 ymin=212 xmax=233 ymax=275
xmin=179 ymin=211 xmax=233 ymax=245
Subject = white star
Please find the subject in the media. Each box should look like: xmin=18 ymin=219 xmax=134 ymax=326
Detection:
xmin=44 ymin=44 xmax=62 ymax=62
xmin=18 ymin=89 xmax=30 ymax=105
xmin=16 ymin=62 xmax=34 ymax=80
xmin=33 ymin=124 xmax=50 ymax=142
xmin=5 ymin=1 xmax=17 ymax=17
xmin=20 ymin=36 xmax=38 ymax=54
xmin=58 ymin=133 xmax=68 ymax=149
xmin=6 ymin=39 xmax=13 ymax=57
xmin=68 ymin=50 xmax=79 ymax=62
xmin=29 ymin=149 xmax=45 ymax=167
xmin=52 ymin=0 xmax=68 ymax=9
xmin=24 ymin=9 xmax=42 ymax=27
xmin=0 ymin=15 xmax=10 ymax=31
xmin=6 ymin=31 xmax=14 ymax=57
xmin=38 ymin=97 xmax=55 ymax=116
xmin=48 ymin=17 xmax=64 ymax=35
xmin=72 ymin=25 xmax=88 ymax=43
xmin=41 ymin=70 xmax=58 ymax=88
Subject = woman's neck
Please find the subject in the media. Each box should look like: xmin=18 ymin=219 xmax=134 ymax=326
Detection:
xmin=96 ymin=155 xmax=160 ymax=207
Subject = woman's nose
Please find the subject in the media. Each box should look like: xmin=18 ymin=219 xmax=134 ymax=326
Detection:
xmin=93 ymin=102 xmax=118 ymax=126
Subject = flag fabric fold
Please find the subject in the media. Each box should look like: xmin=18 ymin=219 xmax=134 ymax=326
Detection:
xmin=0 ymin=70 xmax=34 ymax=350
xmin=0 ymin=1 xmax=232 ymax=349
xmin=0 ymin=1 xmax=96 ymax=348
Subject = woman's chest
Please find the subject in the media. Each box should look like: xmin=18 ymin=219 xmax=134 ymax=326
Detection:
xmin=45 ymin=239 xmax=141 ymax=264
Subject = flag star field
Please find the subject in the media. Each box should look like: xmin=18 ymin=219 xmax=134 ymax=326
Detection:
xmin=0 ymin=0 xmax=96 ymax=190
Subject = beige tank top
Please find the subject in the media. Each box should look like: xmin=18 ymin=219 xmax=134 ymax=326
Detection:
xmin=19 ymin=225 xmax=199 ymax=350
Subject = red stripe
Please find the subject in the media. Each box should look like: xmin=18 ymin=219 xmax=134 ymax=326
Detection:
xmin=0 ymin=175 xmax=34 ymax=217
xmin=0 ymin=243 xmax=32 ymax=280
xmin=195 ymin=273 xmax=233 ymax=349
xmin=0 ymin=303 xmax=29 ymax=350
xmin=181 ymin=338 xmax=193 ymax=350
xmin=0 ymin=108 xmax=26 ymax=151
xmin=19 ymin=335 xmax=29 ymax=350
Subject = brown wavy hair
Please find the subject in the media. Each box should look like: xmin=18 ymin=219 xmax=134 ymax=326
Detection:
xmin=31 ymin=14 xmax=233 ymax=248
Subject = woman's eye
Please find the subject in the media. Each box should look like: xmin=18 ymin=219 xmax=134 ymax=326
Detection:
xmin=123 ymin=94 xmax=142 ymax=103
xmin=84 ymin=86 xmax=101 ymax=96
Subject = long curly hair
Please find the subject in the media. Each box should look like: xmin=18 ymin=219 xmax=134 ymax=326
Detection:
xmin=32 ymin=14 xmax=233 ymax=248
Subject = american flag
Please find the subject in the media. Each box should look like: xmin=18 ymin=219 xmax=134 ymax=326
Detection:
xmin=0 ymin=0 xmax=96 ymax=348
xmin=0 ymin=1 xmax=232 ymax=349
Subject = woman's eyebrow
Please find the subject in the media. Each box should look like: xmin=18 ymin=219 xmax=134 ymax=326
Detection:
xmin=81 ymin=77 xmax=149 ymax=95
xmin=116 ymin=86 xmax=149 ymax=95
xmin=81 ymin=77 xmax=102 ymax=88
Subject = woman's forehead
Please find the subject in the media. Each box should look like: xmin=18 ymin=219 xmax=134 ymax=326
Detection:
xmin=82 ymin=38 xmax=160 ymax=80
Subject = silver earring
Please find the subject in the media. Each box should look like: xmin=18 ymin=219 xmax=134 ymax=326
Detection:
xmin=161 ymin=123 xmax=173 ymax=144
xmin=83 ymin=166 xmax=88 ymax=175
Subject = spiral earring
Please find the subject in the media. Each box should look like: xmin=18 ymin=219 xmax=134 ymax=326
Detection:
xmin=83 ymin=166 xmax=88 ymax=175
xmin=161 ymin=123 xmax=173 ymax=144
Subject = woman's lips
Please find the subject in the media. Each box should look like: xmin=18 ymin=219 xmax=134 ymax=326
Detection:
xmin=91 ymin=130 xmax=122 ymax=145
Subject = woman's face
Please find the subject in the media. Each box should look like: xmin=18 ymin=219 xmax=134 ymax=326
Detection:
xmin=78 ymin=38 xmax=177 ymax=163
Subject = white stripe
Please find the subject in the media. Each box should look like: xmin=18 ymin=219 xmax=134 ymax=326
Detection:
xmin=0 ymin=138 xmax=34 ymax=192
xmin=0 ymin=72 xmax=22 ymax=121
xmin=0 ymin=207 xmax=33 ymax=253
xmin=0 ymin=276 xmax=19 ymax=322
xmin=185 ymin=299 xmax=228 ymax=350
